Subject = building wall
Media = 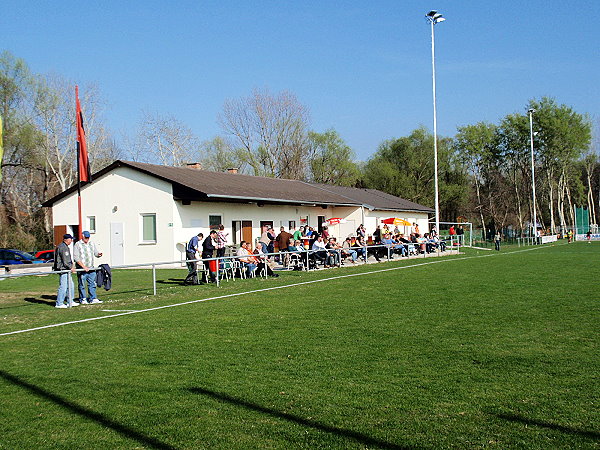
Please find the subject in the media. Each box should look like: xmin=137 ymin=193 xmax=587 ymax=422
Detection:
xmin=52 ymin=167 xmax=175 ymax=266
xmin=51 ymin=167 xmax=432 ymax=266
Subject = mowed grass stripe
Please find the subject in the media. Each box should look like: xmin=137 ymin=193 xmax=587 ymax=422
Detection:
xmin=0 ymin=245 xmax=545 ymax=338
xmin=0 ymin=243 xmax=598 ymax=448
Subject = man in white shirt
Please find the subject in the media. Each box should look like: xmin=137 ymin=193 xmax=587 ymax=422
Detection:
xmin=311 ymin=235 xmax=328 ymax=266
xmin=236 ymin=241 xmax=257 ymax=278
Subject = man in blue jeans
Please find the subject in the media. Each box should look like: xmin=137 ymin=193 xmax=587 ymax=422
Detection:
xmin=74 ymin=231 xmax=103 ymax=304
xmin=53 ymin=234 xmax=77 ymax=308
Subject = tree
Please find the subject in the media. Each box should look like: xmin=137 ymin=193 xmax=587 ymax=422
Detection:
xmin=307 ymin=129 xmax=360 ymax=186
xmin=218 ymin=88 xmax=311 ymax=179
xmin=131 ymin=111 xmax=199 ymax=166
xmin=199 ymin=136 xmax=242 ymax=172
xmin=363 ymin=127 xmax=467 ymax=220
xmin=454 ymin=122 xmax=499 ymax=233
xmin=528 ymin=97 xmax=591 ymax=232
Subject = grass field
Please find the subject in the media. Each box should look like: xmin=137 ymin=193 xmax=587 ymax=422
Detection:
xmin=1 ymin=243 xmax=598 ymax=449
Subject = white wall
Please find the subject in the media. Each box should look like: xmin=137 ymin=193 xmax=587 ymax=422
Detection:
xmin=52 ymin=167 xmax=433 ymax=265
xmin=52 ymin=167 xmax=175 ymax=266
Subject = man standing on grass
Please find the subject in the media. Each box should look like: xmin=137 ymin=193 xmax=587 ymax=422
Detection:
xmin=184 ymin=232 xmax=203 ymax=285
xmin=202 ymin=230 xmax=218 ymax=282
xmin=53 ymin=234 xmax=77 ymax=308
xmin=74 ymin=231 xmax=103 ymax=304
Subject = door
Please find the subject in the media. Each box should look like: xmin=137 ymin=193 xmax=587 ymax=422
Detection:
xmin=110 ymin=222 xmax=124 ymax=266
xmin=242 ymin=220 xmax=253 ymax=244
xmin=317 ymin=215 xmax=326 ymax=233
xmin=232 ymin=221 xmax=241 ymax=245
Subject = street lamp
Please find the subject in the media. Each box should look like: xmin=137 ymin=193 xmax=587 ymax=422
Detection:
xmin=528 ymin=108 xmax=538 ymax=242
xmin=426 ymin=10 xmax=445 ymax=236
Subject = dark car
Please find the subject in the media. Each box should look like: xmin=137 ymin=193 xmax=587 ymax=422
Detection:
xmin=0 ymin=249 xmax=45 ymax=265
xmin=34 ymin=250 xmax=54 ymax=262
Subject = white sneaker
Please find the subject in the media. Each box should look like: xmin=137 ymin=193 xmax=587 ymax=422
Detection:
xmin=55 ymin=304 xmax=68 ymax=309
xmin=79 ymin=298 xmax=88 ymax=305
xmin=90 ymin=298 xmax=103 ymax=304
xmin=69 ymin=302 xmax=79 ymax=307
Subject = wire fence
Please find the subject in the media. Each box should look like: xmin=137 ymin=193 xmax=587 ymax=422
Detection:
xmin=0 ymin=239 xmax=461 ymax=302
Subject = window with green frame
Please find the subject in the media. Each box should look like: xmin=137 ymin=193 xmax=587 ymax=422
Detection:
xmin=141 ymin=214 xmax=157 ymax=243
xmin=209 ymin=215 xmax=222 ymax=230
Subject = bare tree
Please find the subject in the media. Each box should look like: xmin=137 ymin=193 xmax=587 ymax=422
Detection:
xmin=218 ymin=88 xmax=311 ymax=179
xmin=132 ymin=111 xmax=199 ymax=166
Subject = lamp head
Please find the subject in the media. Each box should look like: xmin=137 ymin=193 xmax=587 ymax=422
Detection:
xmin=528 ymin=108 xmax=536 ymax=114
xmin=426 ymin=10 xmax=445 ymax=24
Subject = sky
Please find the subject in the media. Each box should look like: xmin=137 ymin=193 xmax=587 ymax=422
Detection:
xmin=3 ymin=1 xmax=599 ymax=161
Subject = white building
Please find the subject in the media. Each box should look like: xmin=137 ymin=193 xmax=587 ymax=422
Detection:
xmin=43 ymin=161 xmax=434 ymax=266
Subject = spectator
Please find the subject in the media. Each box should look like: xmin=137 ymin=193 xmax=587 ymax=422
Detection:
xmin=495 ymin=232 xmax=501 ymax=251
xmin=321 ymin=226 xmax=330 ymax=240
xmin=342 ymin=237 xmax=357 ymax=263
xmin=53 ymin=234 xmax=77 ymax=308
xmin=252 ymin=245 xmax=279 ymax=277
xmin=356 ymin=224 xmax=366 ymax=239
xmin=216 ymin=225 xmax=228 ymax=258
xmin=202 ymin=230 xmax=218 ymax=282
xmin=354 ymin=235 xmax=367 ymax=261
xmin=457 ymin=225 xmax=464 ymax=245
xmin=258 ymin=225 xmax=272 ymax=255
xmin=380 ymin=233 xmax=396 ymax=259
xmin=275 ymin=226 xmax=293 ymax=262
xmin=373 ymin=225 xmax=382 ymax=244
xmin=326 ymin=237 xmax=341 ymax=266
xmin=293 ymin=226 xmax=304 ymax=241
xmin=236 ymin=241 xmax=257 ymax=278
xmin=311 ymin=235 xmax=328 ymax=266
xmin=184 ymin=232 xmax=203 ymax=285
xmin=73 ymin=230 xmax=103 ymax=303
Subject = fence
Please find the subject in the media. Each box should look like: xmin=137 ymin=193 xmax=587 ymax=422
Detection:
xmin=0 ymin=239 xmax=460 ymax=302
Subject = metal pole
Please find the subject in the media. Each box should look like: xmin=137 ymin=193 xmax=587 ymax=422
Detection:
xmin=430 ymin=18 xmax=440 ymax=238
xmin=152 ymin=264 xmax=156 ymax=295
xmin=529 ymin=109 xmax=537 ymax=243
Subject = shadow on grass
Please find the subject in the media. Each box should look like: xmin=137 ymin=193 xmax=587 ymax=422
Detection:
xmin=24 ymin=296 xmax=55 ymax=306
xmin=188 ymin=386 xmax=409 ymax=449
xmin=156 ymin=279 xmax=186 ymax=285
xmin=494 ymin=412 xmax=600 ymax=441
xmin=0 ymin=369 xmax=175 ymax=450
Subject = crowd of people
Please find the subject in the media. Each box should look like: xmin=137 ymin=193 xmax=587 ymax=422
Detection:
xmin=183 ymin=221 xmax=452 ymax=285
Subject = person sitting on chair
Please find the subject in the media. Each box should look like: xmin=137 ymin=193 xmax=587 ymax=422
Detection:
xmin=236 ymin=241 xmax=257 ymax=278
xmin=311 ymin=235 xmax=328 ymax=267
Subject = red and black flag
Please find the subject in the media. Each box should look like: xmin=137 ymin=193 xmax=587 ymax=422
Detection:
xmin=76 ymin=86 xmax=91 ymax=183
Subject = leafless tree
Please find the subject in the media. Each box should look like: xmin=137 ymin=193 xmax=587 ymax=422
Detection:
xmin=131 ymin=111 xmax=199 ymax=166
xmin=218 ymin=88 xmax=311 ymax=179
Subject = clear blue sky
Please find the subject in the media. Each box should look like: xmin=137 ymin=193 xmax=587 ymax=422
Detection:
xmin=3 ymin=1 xmax=598 ymax=160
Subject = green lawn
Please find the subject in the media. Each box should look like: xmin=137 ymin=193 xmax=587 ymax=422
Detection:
xmin=1 ymin=243 xmax=598 ymax=448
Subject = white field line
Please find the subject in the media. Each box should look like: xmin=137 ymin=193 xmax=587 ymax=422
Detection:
xmin=1 ymin=245 xmax=549 ymax=338
xmin=100 ymin=309 xmax=137 ymax=312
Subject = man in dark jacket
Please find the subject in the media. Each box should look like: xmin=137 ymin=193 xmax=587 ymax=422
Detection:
xmin=202 ymin=230 xmax=218 ymax=282
xmin=53 ymin=234 xmax=77 ymax=308
xmin=185 ymin=232 xmax=203 ymax=285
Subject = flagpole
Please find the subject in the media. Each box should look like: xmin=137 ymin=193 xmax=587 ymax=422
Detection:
xmin=76 ymin=86 xmax=83 ymax=241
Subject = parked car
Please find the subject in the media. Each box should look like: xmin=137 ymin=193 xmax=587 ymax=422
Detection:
xmin=34 ymin=250 xmax=54 ymax=262
xmin=0 ymin=249 xmax=46 ymax=265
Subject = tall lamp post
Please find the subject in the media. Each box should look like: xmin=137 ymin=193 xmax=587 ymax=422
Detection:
xmin=528 ymin=108 xmax=538 ymax=242
xmin=426 ymin=10 xmax=445 ymax=236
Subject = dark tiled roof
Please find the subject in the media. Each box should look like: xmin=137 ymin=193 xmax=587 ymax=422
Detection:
xmin=309 ymin=183 xmax=434 ymax=213
xmin=43 ymin=160 xmax=433 ymax=213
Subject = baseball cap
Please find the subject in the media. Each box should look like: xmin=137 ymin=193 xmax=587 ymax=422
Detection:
xmin=82 ymin=231 xmax=91 ymax=238
xmin=63 ymin=234 xmax=73 ymax=239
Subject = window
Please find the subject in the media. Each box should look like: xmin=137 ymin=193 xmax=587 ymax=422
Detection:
xmin=141 ymin=214 xmax=157 ymax=243
xmin=289 ymin=220 xmax=296 ymax=230
xmin=209 ymin=215 xmax=222 ymax=230
xmin=88 ymin=216 xmax=96 ymax=233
